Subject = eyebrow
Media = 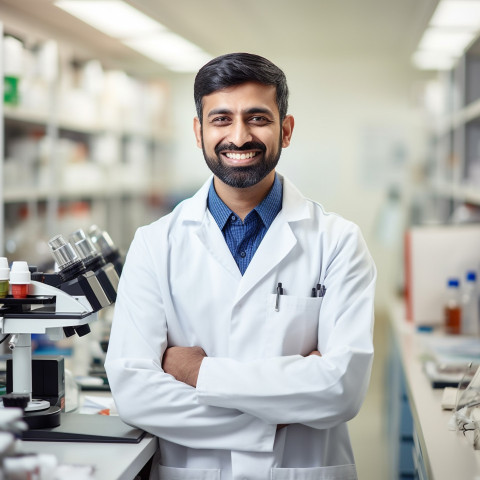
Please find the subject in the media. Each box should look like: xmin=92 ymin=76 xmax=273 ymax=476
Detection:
xmin=207 ymin=107 xmax=275 ymax=118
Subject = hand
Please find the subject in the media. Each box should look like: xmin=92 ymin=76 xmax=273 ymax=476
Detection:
xmin=162 ymin=346 xmax=206 ymax=387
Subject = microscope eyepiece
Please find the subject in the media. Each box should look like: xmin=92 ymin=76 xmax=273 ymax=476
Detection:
xmin=69 ymin=229 xmax=105 ymax=271
xmin=48 ymin=235 xmax=86 ymax=281
xmin=88 ymin=225 xmax=123 ymax=275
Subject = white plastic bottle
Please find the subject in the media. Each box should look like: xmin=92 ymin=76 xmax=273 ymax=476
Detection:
xmin=461 ymin=271 xmax=480 ymax=336
xmin=9 ymin=261 xmax=31 ymax=299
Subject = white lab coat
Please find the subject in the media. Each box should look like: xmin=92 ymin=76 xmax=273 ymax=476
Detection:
xmin=105 ymin=174 xmax=376 ymax=480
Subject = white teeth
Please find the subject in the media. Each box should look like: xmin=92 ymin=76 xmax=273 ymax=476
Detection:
xmin=225 ymin=152 xmax=257 ymax=160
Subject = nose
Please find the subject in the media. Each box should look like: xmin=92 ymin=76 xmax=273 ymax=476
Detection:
xmin=228 ymin=120 xmax=253 ymax=147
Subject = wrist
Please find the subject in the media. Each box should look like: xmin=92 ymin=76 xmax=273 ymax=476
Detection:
xmin=188 ymin=351 xmax=205 ymax=387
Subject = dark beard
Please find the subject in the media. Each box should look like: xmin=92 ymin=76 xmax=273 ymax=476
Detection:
xmin=201 ymin=137 xmax=282 ymax=189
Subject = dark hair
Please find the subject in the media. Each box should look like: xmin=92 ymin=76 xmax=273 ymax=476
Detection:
xmin=194 ymin=52 xmax=289 ymax=123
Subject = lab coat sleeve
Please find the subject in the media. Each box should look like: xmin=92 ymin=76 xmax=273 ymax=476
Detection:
xmin=196 ymin=222 xmax=376 ymax=429
xmin=104 ymin=229 xmax=276 ymax=452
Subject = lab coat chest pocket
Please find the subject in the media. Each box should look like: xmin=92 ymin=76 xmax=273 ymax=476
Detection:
xmin=271 ymin=464 xmax=357 ymax=480
xmin=265 ymin=294 xmax=322 ymax=356
xmin=156 ymin=465 xmax=221 ymax=480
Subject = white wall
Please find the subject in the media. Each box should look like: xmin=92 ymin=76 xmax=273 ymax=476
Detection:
xmin=166 ymin=56 xmax=430 ymax=311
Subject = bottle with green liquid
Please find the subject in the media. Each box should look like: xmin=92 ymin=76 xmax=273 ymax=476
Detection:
xmin=0 ymin=258 xmax=10 ymax=298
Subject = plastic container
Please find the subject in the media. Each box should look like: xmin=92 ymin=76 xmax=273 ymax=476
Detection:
xmin=462 ymin=271 xmax=480 ymax=335
xmin=3 ymin=35 xmax=23 ymax=106
xmin=445 ymin=278 xmax=462 ymax=335
xmin=9 ymin=261 xmax=31 ymax=299
xmin=0 ymin=257 xmax=10 ymax=298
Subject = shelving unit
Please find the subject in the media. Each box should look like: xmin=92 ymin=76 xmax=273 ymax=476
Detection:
xmin=1 ymin=25 xmax=173 ymax=265
xmin=425 ymin=35 xmax=480 ymax=222
xmin=0 ymin=22 xmax=4 ymax=258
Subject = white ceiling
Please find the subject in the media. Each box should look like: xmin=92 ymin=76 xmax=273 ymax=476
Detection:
xmin=0 ymin=0 xmax=440 ymax=78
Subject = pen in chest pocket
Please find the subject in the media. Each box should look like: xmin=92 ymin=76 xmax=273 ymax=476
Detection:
xmin=316 ymin=284 xmax=326 ymax=297
xmin=311 ymin=284 xmax=326 ymax=298
xmin=275 ymin=282 xmax=326 ymax=311
xmin=275 ymin=282 xmax=284 ymax=312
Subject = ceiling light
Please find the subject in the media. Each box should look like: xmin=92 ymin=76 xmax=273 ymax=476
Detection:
xmin=419 ymin=27 xmax=476 ymax=55
xmin=430 ymin=0 xmax=480 ymax=30
xmin=124 ymin=32 xmax=212 ymax=73
xmin=55 ymin=0 xmax=212 ymax=72
xmin=55 ymin=0 xmax=163 ymax=38
xmin=412 ymin=51 xmax=457 ymax=70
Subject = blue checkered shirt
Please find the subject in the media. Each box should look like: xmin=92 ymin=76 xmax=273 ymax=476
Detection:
xmin=207 ymin=175 xmax=283 ymax=275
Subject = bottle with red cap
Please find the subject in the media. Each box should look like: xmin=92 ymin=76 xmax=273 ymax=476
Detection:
xmin=9 ymin=261 xmax=31 ymax=299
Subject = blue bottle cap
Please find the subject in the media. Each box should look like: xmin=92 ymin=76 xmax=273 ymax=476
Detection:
xmin=466 ymin=271 xmax=477 ymax=282
xmin=448 ymin=278 xmax=460 ymax=288
xmin=417 ymin=325 xmax=434 ymax=333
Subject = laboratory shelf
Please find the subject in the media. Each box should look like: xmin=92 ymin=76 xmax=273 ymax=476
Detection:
xmin=0 ymin=23 xmax=172 ymax=259
xmin=4 ymin=105 xmax=51 ymax=126
xmin=4 ymin=104 xmax=166 ymax=140
xmin=462 ymin=97 xmax=480 ymax=125
xmin=3 ymin=185 xmax=158 ymax=203
xmin=424 ymin=35 xmax=480 ymax=214
xmin=433 ymin=98 xmax=480 ymax=135
xmin=3 ymin=188 xmax=50 ymax=203
xmin=427 ymin=181 xmax=480 ymax=205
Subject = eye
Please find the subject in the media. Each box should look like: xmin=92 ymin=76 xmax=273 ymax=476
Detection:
xmin=211 ymin=116 xmax=231 ymax=125
xmin=249 ymin=116 xmax=272 ymax=125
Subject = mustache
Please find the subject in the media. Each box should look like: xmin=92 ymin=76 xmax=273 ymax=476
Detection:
xmin=215 ymin=142 xmax=266 ymax=156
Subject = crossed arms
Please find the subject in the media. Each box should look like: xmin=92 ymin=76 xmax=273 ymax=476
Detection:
xmin=163 ymin=346 xmax=322 ymax=387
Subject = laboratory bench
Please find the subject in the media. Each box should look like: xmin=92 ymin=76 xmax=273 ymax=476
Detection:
xmin=17 ymin=390 xmax=158 ymax=480
xmin=388 ymin=301 xmax=480 ymax=479
xmin=19 ymin=432 xmax=157 ymax=480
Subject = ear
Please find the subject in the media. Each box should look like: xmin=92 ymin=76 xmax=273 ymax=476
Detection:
xmin=281 ymin=115 xmax=294 ymax=148
xmin=193 ymin=117 xmax=202 ymax=148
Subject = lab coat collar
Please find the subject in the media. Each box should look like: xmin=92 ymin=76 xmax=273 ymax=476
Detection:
xmin=180 ymin=173 xmax=312 ymax=300
xmin=181 ymin=173 xmax=311 ymax=224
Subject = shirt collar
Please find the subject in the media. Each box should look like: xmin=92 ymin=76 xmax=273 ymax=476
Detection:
xmin=207 ymin=182 xmax=233 ymax=230
xmin=207 ymin=173 xmax=283 ymax=230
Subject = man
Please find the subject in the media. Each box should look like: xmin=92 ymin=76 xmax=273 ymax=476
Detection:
xmin=105 ymin=53 xmax=376 ymax=480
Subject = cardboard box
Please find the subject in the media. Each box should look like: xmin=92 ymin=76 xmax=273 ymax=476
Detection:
xmin=405 ymin=224 xmax=480 ymax=326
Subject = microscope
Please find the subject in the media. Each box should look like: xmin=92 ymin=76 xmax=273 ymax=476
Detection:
xmin=0 ymin=226 xmax=122 ymax=430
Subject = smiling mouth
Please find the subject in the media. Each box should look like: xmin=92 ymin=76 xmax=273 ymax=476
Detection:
xmin=223 ymin=151 xmax=261 ymax=161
